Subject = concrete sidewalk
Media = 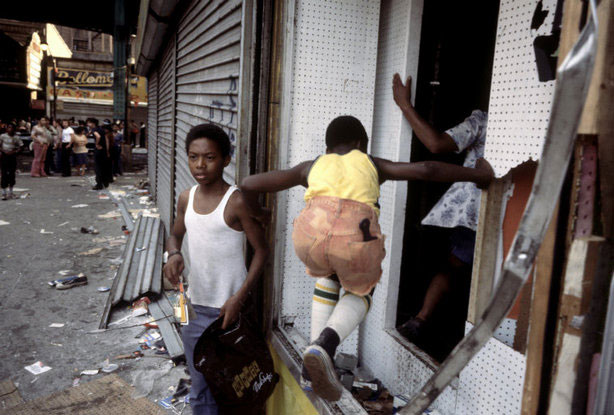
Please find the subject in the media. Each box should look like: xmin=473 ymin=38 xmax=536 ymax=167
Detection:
xmin=0 ymin=172 xmax=189 ymax=412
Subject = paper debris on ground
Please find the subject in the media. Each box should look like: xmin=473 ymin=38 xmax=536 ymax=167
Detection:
xmin=57 ymin=221 xmax=70 ymax=227
xmin=71 ymin=204 xmax=89 ymax=208
xmin=0 ymin=220 xmax=9 ymax=226
xmin=12 ymin=187 xmax=29 ymax=192
xmin=24 ymin=361 xmax=52 ymax=375
xmin=81 ymin=369 xmax=100 ymax=376
xmin=58 ymin=270 xmax=72 ymax=275
xmin=40 ymin=229 xmax=54 ymax=234
xmin=79 ymin=247 xmax=104 ymax=256
xmin=49 ymin=323 xmax=65 ymax=328
xmin=98 ymin=210 xmax=121 ymax=219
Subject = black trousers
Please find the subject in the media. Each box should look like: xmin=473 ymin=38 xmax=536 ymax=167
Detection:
xmin=44 ymin=144 xmax=55 ymax=174
xmin=94 ymin=150 xmax=110 ymax=188
xmin=60 ymin=143 xmax=72 ymax=176
xmin=111 ymin=145 xmax=122 ymax=175
xmin=1 ymin=153 xmax=17 ymax=188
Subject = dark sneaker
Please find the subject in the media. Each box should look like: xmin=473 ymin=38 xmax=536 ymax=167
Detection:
xmin=1 ymin=195 xmax=7 ymax=201
xmin=303 ymin=345 xmax=343 ymax=401
xmin=397 ymin=317 xmax=428 ymax=343
xmin=56 ymin=275 xmax=88 ymax=290
xmin=92 ymin=185 xmax=103 ymax=190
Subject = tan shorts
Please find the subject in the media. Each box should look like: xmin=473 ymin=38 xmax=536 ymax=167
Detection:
xmin=292 ymin=196 xmax=386 ymax=296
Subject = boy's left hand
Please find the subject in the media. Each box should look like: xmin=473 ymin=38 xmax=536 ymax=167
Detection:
xmin=219 ymin=294 xmax=243 ymax=329
xmin=475 ymin=158 xmax=495 ymax=189
xmin=392 ymin=73 xmax=412 ymax=109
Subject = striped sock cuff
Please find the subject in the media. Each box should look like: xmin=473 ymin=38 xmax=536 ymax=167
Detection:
xmin=341 ymin=292 xmax=372 ymax=311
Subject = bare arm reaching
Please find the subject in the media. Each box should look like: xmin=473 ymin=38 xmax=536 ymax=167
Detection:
xmin=375 ymin=157 xmax=494 ymax=189
xmin=392 ymin=74 xmax=458 ymax=154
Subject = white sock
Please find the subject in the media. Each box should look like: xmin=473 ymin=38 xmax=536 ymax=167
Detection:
xmin=325 ymin=292 xmax=371 ymax=343
xmin=311 ymin=278 xmax=340 ymax=341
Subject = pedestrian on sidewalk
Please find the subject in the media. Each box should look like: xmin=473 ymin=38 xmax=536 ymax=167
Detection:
xmin=71 ymin=126 xmax=88 ymax=176
xmin=45 ymin=118 xmax=61 ymax=176
xmin=111 ymin=122 xmax=123 ymax=176
xmin=163 ymin=124 xmax=269 ymax=415
xmin=30 ymin=116 xmax=51 ymax=177
xmin=60 ymin=119 xmax=74 ymax=177
xmin=88 ymin=118 xmax=110 ymax=190
xmin=0 ymin=123 xmax=23 ymax=200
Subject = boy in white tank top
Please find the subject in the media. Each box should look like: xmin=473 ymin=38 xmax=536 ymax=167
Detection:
xmin=163 ymin=124 xmax=269 ymax=415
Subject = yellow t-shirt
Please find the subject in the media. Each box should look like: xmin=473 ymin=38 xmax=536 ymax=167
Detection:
xmin=304 ymin=149 xmax=380 ymax=214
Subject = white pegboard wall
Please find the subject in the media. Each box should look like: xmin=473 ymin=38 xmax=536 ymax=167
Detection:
xmin=485 ymin=0 xmax=558 ymax=177
xmin=456 ymin=322 xmax=526 ymax=415
xmin=278 ymin=0 xmax=380 ymax=355
xmin=493 ymin=317 xmax=518 ymax=348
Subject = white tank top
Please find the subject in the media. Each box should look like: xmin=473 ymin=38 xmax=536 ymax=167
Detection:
xmin=184 ymin=185 xmax=247 ymax=308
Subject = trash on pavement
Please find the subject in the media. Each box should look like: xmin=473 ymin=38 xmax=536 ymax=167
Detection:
xmin=80 ymin=226 xmax=99 ymax=234
xmin=80 ymin=369 xmax=99 ymax=376
xmin=71 ymin=204 xmax=89 ymax=208
xmin=97 ymin=286 xmax=111 ymax=292
xmin=98 ymin=210 xmax=121 ymax=219
xmin=19 ymin=193 xmax=31 ymax=199
xmin=24 ymin=362 xmax=52 ymax=375
xmin=49 ymin=323 xmax=65 ymax=328
xmin=115 ymin=351 xmax=144 ymax=360
xmin=101 ymin=359 xmax=119 ymax=373
xmin=40 ymin=229 xmax=54 ymax=234
xmin=48 ymin=274 xmax=81 ymax=287
xmin=72 ymin=378 xmax=80 ymax=387
xmin=0 ymin=220 xmax=9 ymax=226
xmin=79 ymin=247 xmax=104 ymax=256
xmin=132 ymin=297 xmax=151 ymax=317
xmin=56 ymin=274 xmax=88 ymax=290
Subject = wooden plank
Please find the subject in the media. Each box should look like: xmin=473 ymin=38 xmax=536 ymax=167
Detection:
xmin=548 ymin=236 xmax=604 ymax=414
xmin=467 ymin=178 xmax=507 ymax=324
xmin=521 ymin=205 xmax=559 ymax=415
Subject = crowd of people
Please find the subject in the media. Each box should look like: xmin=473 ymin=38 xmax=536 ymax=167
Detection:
xmin=0 ymin=116 xmax=147 ymax=199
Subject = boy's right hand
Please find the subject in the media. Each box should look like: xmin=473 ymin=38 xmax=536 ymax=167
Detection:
xmin=163 ymin=255 xmax=184 ymax=286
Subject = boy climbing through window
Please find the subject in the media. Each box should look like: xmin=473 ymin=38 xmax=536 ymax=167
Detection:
xmin=240 ymin=115 xmax=494 ymax=401
xmin=392 ymin=73 xmax=488 ymax=344
xmin=163 ymin=124 xmax=269 ymax=415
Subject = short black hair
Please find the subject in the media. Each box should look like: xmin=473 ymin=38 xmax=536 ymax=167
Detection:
xmin=185 ymin=123 xmax=231 ymax=157
xmin=40 ymin=116 xmax=50 ymax=121
xmin=86 ymin=118 xmax=99 ymax=126
xmin=325 ymin=115 xmax=368 ymax=149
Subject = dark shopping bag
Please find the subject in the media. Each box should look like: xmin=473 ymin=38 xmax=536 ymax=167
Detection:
xmin=193 ymin=314 xmax=279 ymax=411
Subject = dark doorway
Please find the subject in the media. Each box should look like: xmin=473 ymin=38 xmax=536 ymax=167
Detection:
xmin=396 ymin=0 xmax=500 ymax=362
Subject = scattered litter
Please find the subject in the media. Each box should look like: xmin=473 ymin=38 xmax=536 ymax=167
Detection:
xmin=56 ymin=274 xmax=87 ymax=290
xmin=98 ymin=210 xmax=122 ymax=219
xmin=80 ymin=226 xmax=99 ymax=234
xmin=0 ymin=220 xmax=9 ymax=226
xmin=22 ymin=220 xmax=30 ymax=224
xmin=58 ymin=270 xmax=72 ymax=276
xmin=12 ymin=187 xmax=29 ymax=192
xmin=101 ymin=360 xmax=119 ymax=373
xmin=79 ymin=247 xmax=104 ymax=256
xmin=49 ymin=323 xmax=65 ymax=328
xmin=48 ymin=274 xmax=81 ymax=287
xmin=71 ymin=204 xmax=89 ymax=208
xmin=109 ymin=257 xmax=123 ymax=265
xmin=97 ymin=286 xmax=111 ymax=292
xmin=50 ymin=342 xmax=63 ymax=347
xmin=115 ymin=351 xmax=144 ymax=360
xmin=72 ymin=378 xmax=80 ymax=387
xmin=132 ymin=297 xmax=151 ymax=317
xmin=98 ymin=195 xmax=110 ymax=200
xmin=40 ymin=229 xmax=54 ymax=234
xmin=80 ymin=369 xmax=99 ymax=376
xmin=57 ymin=221 xmax=70 ymax=227
xmin=24 ymin=361 xmax=52 ymax=375
xmin=20 ymin=193 xmax=31 ymax=199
